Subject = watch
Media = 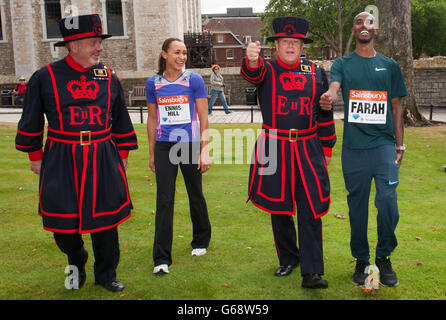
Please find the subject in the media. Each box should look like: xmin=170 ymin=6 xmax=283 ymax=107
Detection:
xmin=395 ymin=144 xmax=406 ymax=151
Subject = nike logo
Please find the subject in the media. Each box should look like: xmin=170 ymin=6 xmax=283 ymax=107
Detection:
xmin=375 ymin=67 xmax=387 ymax=71
xmin=388 ymin=180 xmax=399 ymax=185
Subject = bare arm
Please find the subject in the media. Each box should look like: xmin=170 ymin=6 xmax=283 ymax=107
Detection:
xmin=147 ymin=102 xmax=158 ymax=172
xmin=391 ymin=97 xmax=405 ymax=166
xmin=196 ymin=97 xmax=211 ymax=173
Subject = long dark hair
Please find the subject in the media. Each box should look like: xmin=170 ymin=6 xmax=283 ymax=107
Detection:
xmin=157 ymin=37 xmax=184 ymax=76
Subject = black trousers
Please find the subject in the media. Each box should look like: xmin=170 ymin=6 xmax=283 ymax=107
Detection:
xmin=270 ymin=175 xmax=324 ymax=276
xmin=53 ymin=227 xmax=120 ymax=285
xmin=153 ymin=141 xmax=211 ymax=266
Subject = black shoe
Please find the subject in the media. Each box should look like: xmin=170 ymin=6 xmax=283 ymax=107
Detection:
xmin=78 ymin=250 xmax=88 ymax=289
xmin=67 ymin=249 xmax=88 ymax=289
xmin=352 ymin=260 xmax=370 ymax=285
xmin=375 ymin=257 xmax=398 ymax=287
xmin=302 ymin=274 xmax=328 ymax=289
xmin=274 ymin=264 xmax=298 ymax=277
xmin=98 ymin=280 xmax=125 ymax=292
xmin=225 ymin=110 xmax=232 ymax=114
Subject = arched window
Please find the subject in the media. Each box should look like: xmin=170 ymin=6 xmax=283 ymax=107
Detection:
xmin=44 ymin=0 xmax=62 ymax=39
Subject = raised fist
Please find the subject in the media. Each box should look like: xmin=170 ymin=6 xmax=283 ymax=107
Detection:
xmin=247 ymin=41 xmax=261 ymax=63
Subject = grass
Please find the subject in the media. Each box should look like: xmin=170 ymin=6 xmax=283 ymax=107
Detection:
xmin=0 ymin=121 xmax=445 ymax=300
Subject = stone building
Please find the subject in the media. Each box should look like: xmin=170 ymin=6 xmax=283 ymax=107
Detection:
xmin=0 ymin=0 xmax=201 ymax=81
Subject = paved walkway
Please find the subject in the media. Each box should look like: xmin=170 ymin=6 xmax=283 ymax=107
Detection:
xmin=1 ymin=105 xmax=445 ymax=124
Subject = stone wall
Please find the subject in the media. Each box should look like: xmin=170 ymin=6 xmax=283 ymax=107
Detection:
xmin=0 ymin=0 xmax=200 ymax=78
xmin=2 ymin=53 xmax=446 ymax=108
xmin=0 ymin=0 xmax=15 ymax=76
xmin=118 ymin=58 xmax=446 ymax=106
xmin=413 ymin=58 xmax=446 ymax=106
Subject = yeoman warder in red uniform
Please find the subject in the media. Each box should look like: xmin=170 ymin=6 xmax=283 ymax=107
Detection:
xmin=15 ymin=14 xmax=138 ymax=292
xmin=241 ymin=17 xmax=336 ymax=289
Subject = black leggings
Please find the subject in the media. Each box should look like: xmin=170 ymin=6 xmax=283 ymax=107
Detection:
xmin=152 ymin=141 xmax=211 ymax=266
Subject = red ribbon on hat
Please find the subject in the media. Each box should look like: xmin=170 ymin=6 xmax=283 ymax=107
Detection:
xmin=273 ymin=32 xmax=307 ymax=38
xmin=63 ymin=32 xmax=99 ymax=42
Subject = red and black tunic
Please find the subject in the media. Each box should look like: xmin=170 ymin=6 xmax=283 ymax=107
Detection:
xmin=241 ymin=56 xmax=336 ymax=218
xmin=15 ymin=54 xmax=138 ymax=234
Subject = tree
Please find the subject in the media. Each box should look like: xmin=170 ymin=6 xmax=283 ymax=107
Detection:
xmin=412 ymin=0 xmax=446 ymax=58
xmin=260 ymin=0 xmax=369 ymax=58
xmin=374 ymin=0 xmax=428 ymax=126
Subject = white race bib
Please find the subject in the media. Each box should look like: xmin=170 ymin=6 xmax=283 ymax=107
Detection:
xmin=348 ymin=90 xmax=388 ymax=124
xmin=157 ymin=95 xmax=191 ymax=125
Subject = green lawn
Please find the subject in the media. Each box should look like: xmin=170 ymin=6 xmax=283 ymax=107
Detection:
xmin=0 ymin=121 xmax=445 ymax=300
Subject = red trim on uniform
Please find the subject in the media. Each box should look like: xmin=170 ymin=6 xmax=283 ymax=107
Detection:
xmin=292 ymin=142 xmax=316 ymax=217
xmin=111 ymin=130 xmax=135 ymax=137
xmin=42 ymin=214 xmax=131 ymax=234
xmin=105 ymin=66 xmax=112 ymax=128
xmin=15 ymin=144 xmax=36 ymax=150
xmin=92 ymin=143 xmax=98 ymax=217
xmin=251 ymin=198 xmax=295 ymax=215
xmin=119 ymin=150 xmax=129 ymax=159
xmin=79 ymin=214 xmax=131 ymax=234
xmin=39 ymin=168 xmax=79 ymax=218
xmin=47 ymin=127 xmax=110 ymax=135
xmin=47 ymin=135 xmax=111 ymax=144
xmin=262 ymin=123 xmax=317 ymax=133
xmin=273 ymin=32 xmax=307 ymax=39
xmin=318 ymin=120 xmax=334 ymax=126
xmin=290 ymin=139 xmax=296 ymax=214
xmin=257 ymin=139 xmax=286 ymax=202
xmin=247 ymin=132 xmax=262 ymax=201
xmin=313 ymin=203 xmax=330 ymax=219
xmin=277 ymin=56 xmax=300 ymax=70
xmin=266 ymin=61 xmax=276 ymax=128
xmin=65 ymin=54 xmax=91 ymax=72
xmin=43 ymin=226 xmax=80 ymax=233
xmin=40 ymin=210 xmax=79 ymax=218
xmin=78 ymin=145 xmax=89 ymax=229
xmin=303 ymin=140 xmax=330 ymax=203
xmin=64 ymin=32 xmax=98 ymax=43
xmin=28 ymin=149 xmax=43 ymax=161
xmin=264 ymin=131 xmax=317 ymax=141
xmin=323 ymin=147 xmax=332 ymax=157
xmin=17 ymin=129 xmax=44 ymax=136
xmin=116 ymin=142 xmax=137 ymax=147
xmin=72 ymin=144 xmax=79 ymax=202
xmin=47 ymin=64 xmax=63 ymax=131
xmin=93 ymin=161 xmax=131 ymax=217
xmin=240 ymin=67 xmax=266 ymax=84
xmin=319 ymin=133 xmax=337 ymax=141
xmin=240 ymin=58 xmax=266 ymax=84
xmin=245 ymin=56 xmax=262 ymax=71
xmin=309 ymin=62 xmax=316 ymax=127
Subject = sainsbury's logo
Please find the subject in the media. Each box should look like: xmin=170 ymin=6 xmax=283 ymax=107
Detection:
xmin=350 ymin=90 xmax=387 ymax=101
xmin=157 ymin=95 xmax=189 ymax=105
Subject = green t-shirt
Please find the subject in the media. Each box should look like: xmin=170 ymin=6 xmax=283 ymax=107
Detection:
xmin=330 ymin=52 xmax=407 ymax=149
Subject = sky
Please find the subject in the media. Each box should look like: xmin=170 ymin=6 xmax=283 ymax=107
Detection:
xmin=201 ymin=0 xmax=270 ymax=14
